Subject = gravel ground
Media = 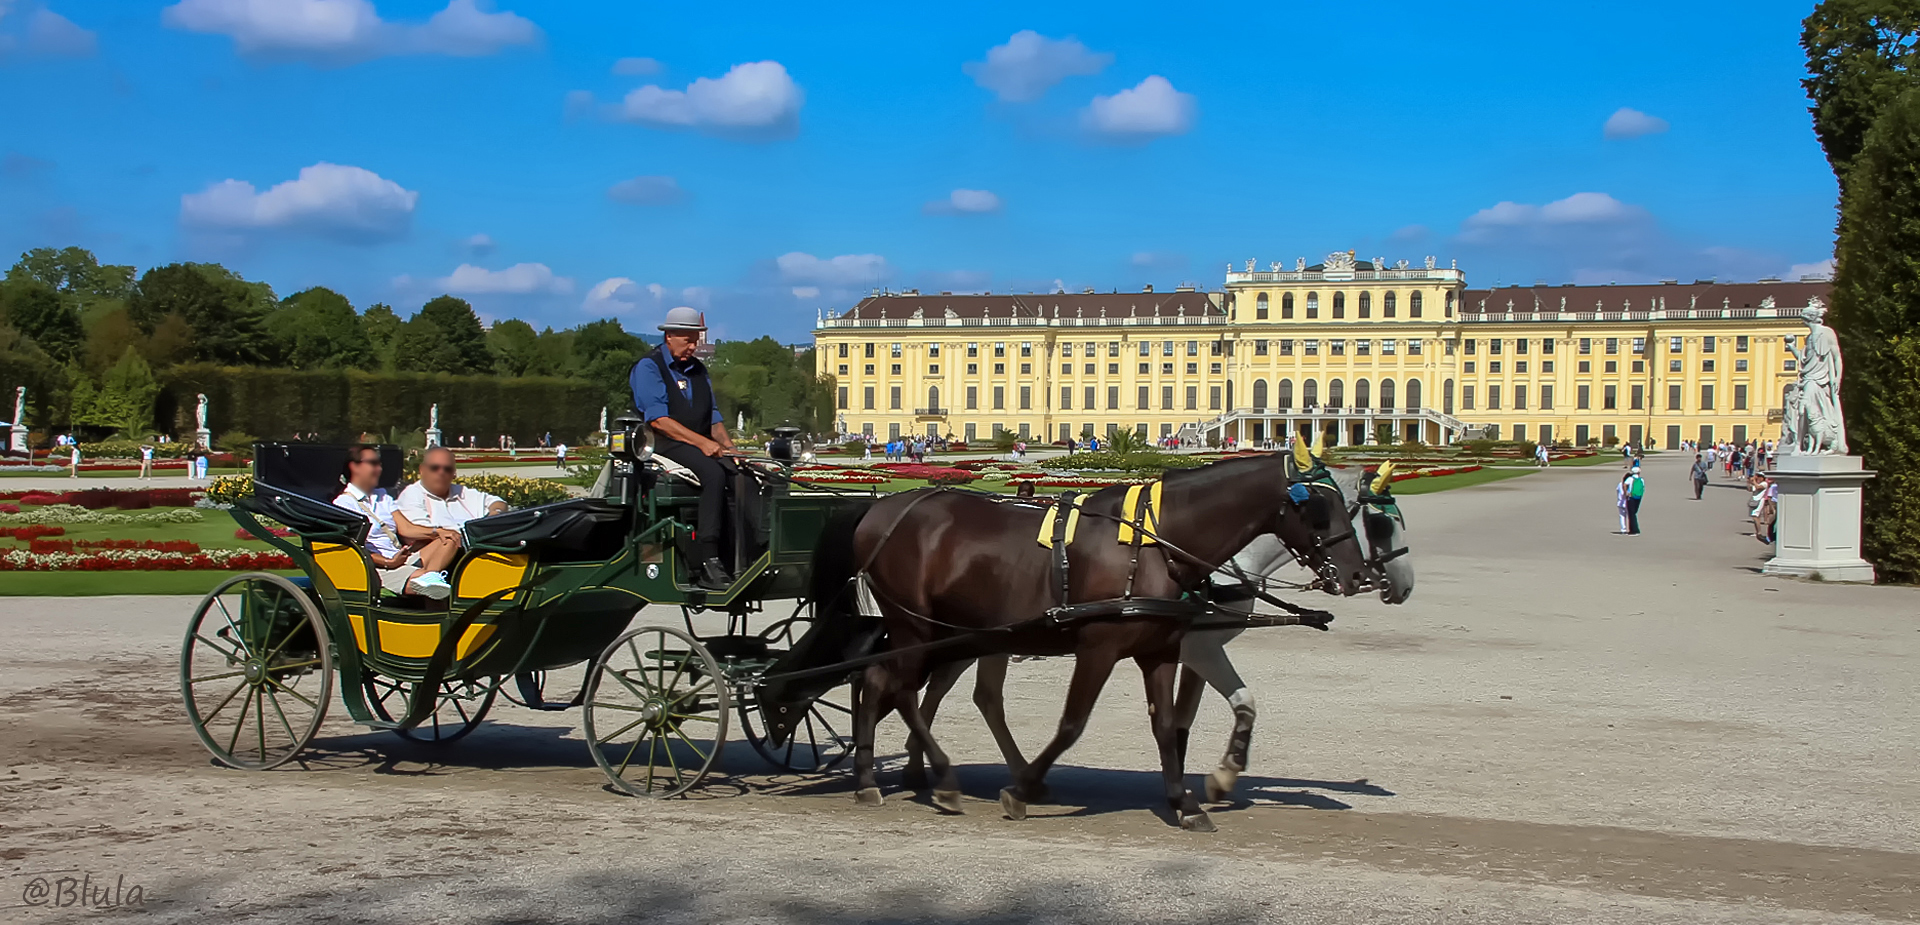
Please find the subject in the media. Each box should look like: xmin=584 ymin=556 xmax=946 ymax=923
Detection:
xmin=1 ymin=451 xmax=1915 ymax=923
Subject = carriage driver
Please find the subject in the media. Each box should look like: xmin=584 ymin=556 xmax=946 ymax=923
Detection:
xmin=631 ymin=306 xmax=740 ymax=591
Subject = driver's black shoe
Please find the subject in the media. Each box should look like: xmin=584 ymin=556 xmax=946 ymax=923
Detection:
xmin=696 ymin=557 xmax=732 ymax=591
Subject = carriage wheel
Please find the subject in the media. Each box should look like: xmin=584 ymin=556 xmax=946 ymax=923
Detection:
xmin=179 ymin=573 xmax=333 ymax=770
xmin=736 ymin=685 xmax=855 ymax=773
xmin=362 ymin=676 xmax=497 ymax=742
xmin=584 ymin=626 xmax=730 ymax=798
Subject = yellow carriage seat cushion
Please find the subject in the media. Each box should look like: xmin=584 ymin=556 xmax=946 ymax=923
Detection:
xmin=310 ymin=542 xmax=372 ymax=594
xmin=456 ymin=551 xmax=531 ymax=601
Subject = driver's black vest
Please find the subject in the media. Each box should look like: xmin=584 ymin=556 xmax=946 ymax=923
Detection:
xmin=642 ymin=347 xmax=715 ymax=451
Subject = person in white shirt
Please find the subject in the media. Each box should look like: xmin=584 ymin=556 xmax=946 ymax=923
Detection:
xmin=139 ymin=443 xmax=155 ymax=481
xmin=334 ymin=445 xmax=455 ymax=599
xmin=394 ymin=447 xmax=507 ymax=548
xmin=555 ymin=442 xmax=568 ymax=467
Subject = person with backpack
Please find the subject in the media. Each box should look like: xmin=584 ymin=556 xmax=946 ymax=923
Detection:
xmin=1689 ymin=453 xmax=1710 ymax=500
xmin=1625 ymin=466 xmax=1646 ymax=535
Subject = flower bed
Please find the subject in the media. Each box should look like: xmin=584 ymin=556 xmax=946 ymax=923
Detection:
xmin=458 ymin=473 xmax=570 ymax=508
xmin=0 ymin=547 xmax=293 ymax=571
xmin=206 ymin=475 xmax=253 ymax=506
xmin=0 ymin=504 xmax=204 ymax=526
xmin=869 ymin=463 xmax=978 ymax=483
xmin=31 ymin=538 xmax=202 ymax=554
xmin=1006 ymin=473 xmax=1155 ymax=489
xmin=4 ymin=525 xmax=64 ymax=541
xmin=791 ymin=467 xmax=887 ymax=485
xmin=0 ymin=488 xmax=204 ymax=509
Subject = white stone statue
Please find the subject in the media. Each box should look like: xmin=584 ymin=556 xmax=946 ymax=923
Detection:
xmin=10 ymin=386 xmax=22 ymax=427
xmin=599 ymin=406 xmax=608 ymax=434
xmin=430 ymin=403 xmax=439 ymax=430
xmin=195 ymin=393 xmax=208 ymax=431
xmin=1785 ymin=296 xmax=1847 ymax=455
xmin=1245 ymin=258 xmax=1256 ymax=273
xmin=1424 ymin=255 xmax=1436 ymax=270
xmin=1779 ymin=380 xmax=1802 ymax=453
xmin=1295 ymin=257 xmax=1306 ymax=271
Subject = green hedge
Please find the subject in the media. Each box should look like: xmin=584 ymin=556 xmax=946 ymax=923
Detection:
xmin=156 ymin=365 xmax=606 ymax=443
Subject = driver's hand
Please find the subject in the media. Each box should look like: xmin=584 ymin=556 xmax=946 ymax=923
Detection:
xmin=700 ymin=440 xmax=723 ymax=457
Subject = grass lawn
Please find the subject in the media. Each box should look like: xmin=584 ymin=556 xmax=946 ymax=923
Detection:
xmin=1390 ymin=466 xmax=1537 ymax=494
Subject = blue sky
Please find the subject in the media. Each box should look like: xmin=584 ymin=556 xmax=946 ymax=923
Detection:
xmin=0 ymin=0 xmax=1839 ymax=342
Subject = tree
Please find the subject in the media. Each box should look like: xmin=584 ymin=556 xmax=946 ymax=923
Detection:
xmin=266 ymin=287 xmax=374 ymax=370
xmin=129 ymin=263 xmax=270 ymax=364
xmin=710 ymin=337 xmax=833 ymax=433
xmin=1803 ymin=2 xmax=1920 ymax=192
xmin=0 ymin=281 xmax=84 ymax=364
xmin=487 ymin=319 xmax=541 ymax=376
xmin=362 ymin=303 xmax=402 ymax=370
xmin=415 ymin=295 xmax=489 ymax=373
xmin=7 ymin=247 xmax=135 ymax=307
xmin=1831 ymin=85 xmax=1920 ymax=582
xmin=83 ymin=307 xmax=142 ymax=375
xmin=71 ymin=347 xmax=159 ymax=435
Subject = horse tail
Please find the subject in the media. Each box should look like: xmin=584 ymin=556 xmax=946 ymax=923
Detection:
xmin=758 ymin=501 xmax=878 ymax=725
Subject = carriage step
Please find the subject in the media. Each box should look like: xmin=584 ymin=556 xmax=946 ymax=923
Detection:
xmin=361 ymin=719 xmax=403 ymax=731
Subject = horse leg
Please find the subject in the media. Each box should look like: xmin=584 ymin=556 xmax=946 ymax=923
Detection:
xmin=890 ymin=683 xmax=965 ymax=814
xmin=1000 ymin=649 xmax=1116 ymax=821
xmin=1143 ymin=654 xmax=1213 ymax=832
xmin=852 ymin=663 xmax=894 ymax=806
xmin=970 ymin=654 xmax=1039 ymax=796
xmin=903 ymin=658 xmax=969 ymax=791
xmin=1181 ymin=632 xmax=1255 ymax=803
xmin=1171 ymin=662 xmax=1207 ymax=769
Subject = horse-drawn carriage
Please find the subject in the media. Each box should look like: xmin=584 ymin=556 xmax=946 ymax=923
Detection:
xmin=178 ymin=426 xmax=1412 ymax=828
xmin=179 ymin=421 xmax=874 ymax=795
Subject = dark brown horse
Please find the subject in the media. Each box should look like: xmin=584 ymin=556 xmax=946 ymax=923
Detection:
xmin=780 ymin=453 xmax=1367 ymax=831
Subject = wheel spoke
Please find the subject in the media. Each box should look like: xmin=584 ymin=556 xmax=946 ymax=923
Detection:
xmin=264 ymin=675 xmax=319 ymax=710
xmin=600 ymin=714 xmax=652 ymax=744
xmin=254 ymin=687 xmax=269 ymax=761
xmin=662 ymin=725 xmax=685 ymax=787
xmin=193 ymin=633 xmax=244 ymax=664
xmin=625 ymin=640 xmax=654 ymax=689
xmin=213 ymin=596 xmax=247 ymax=652
xmin=610 ymin=668 xmax=651 ymax=701
xmin=265 ymin=687 xmax=302 ymax=747
xmin=199 ymin=678 xmax=251 ymax=725
xmin=671 ymin=725 xmax=710 ymax=764
xmin=224 ymin=683 xmax=255 ymax=756
xmin=815 ymin=698 xmax=854 ymax=716
xmin=668 ymin=711 xmax=719 ymax=723
xmin=191 ymin=669 xmax=248 ymax=684
xmin=261 ymin=613 xmax=308 ymax=664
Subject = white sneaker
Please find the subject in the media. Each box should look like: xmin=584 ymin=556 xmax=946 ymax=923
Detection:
xmin=407 ymin=572 xmax=452 ymax=600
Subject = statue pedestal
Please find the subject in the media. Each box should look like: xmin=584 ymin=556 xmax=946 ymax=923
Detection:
xmin=194 ymin=427 xmax=212 ymax=450
xmin=1763 ymin=455 xmax=1876 ymax=583
xmin=425 ymin=428 xmax=443 ymax=448
xmin=8 ymin=426 xmax=25 ymax=455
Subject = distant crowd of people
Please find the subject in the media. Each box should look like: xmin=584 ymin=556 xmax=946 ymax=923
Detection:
xmin=1615 ymin=438 xmax=1778 ymax=543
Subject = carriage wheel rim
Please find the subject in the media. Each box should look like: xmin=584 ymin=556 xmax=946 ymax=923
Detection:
xmin=584 ymin=625 xmax=729 ymax=798
xmin=362 ymin=676 xmax=497 ymax=743
xmin=179 ymin=573 xmax=333 ymax=771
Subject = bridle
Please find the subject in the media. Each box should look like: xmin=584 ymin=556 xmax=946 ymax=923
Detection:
xmin=1279 ymin=464 xmax=1410 ymax=594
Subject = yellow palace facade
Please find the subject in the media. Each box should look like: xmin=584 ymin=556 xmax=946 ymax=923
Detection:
xmin=812 ymin=253 xmax=1826 ymax=450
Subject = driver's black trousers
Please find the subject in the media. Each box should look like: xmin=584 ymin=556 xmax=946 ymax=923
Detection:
xmin=655 ymin=441 xmax=735 ymax=562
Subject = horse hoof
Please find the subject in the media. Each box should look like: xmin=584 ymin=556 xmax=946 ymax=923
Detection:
xmin=1180 ymin=810 xmax=1217 ymax=833
xmin=1205 ymin=771 xmax=1235 ymax=803
xmin=855 ymin=787 xmax=884 ymax=807
xmin=901 ymin=767 xmax=929 ymax=791
xmin=932 ymin=789 xmax=965 ymax=814
xmin=999 ymin=787 xmax=1028 ymax=821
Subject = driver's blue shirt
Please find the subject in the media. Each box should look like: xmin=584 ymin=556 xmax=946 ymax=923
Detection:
xmin=630 ymin=354 xmax=724 ymax=427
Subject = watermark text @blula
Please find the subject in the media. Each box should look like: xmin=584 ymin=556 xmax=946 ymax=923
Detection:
xmin=20 ymin=870 xmax=147 ymax=910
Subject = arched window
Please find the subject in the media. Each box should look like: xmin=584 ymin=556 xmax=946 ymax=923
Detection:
xmin=1410 ymin=291 xmax=1424 ymax=318
xmin=1328 ymin=378 xmax=1345 ymax=409
xmin=1332 ymin=292 xmax=1346 ymax=319
xmin=1442 ymin=378 xmax=1454 ymax=414
xmin=1282 ymin=292 xmax=1295 ymax=318
xmin=1384 ymin=291 xmax=1397 ymax=318
xmin=1252 ymin=378 xmax=1268 ymax=409
xmin=1358 ymin=292 xmax=1371 ymax=319
xmin=1255 ymin=293 xmax=1269 ymax=320
xmin=1277 ymin=378 xmax=1293 ymax=409
xmin=1406 ymin=378 xmax=1422 ymax=411
xmin=1302 ymin=378 xmax=1318 ymax=408
xmin=928 ymin=385 xmax=939 ymax=410
xmin=1355 ymin=379 xmax=1371 ymax=409
xmin=1306 ymin=292 xmax=1319 ymax=319
xmin=1380 ymin=378 xmax=1396 ymax=411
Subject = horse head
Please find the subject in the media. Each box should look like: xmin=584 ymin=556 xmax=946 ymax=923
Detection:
xmin=1329 ymin=464 xmax=1415 ymax=604
xmin=1268 ymin=452 xmax=1370 ymax=596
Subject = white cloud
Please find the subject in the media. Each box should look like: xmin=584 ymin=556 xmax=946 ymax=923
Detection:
xmin=1128 ymin=251 xmax=1185 ymax=269
xmin=612 ymin=60 xmax=802 ymax=138
xmin=161 ymin=0 xmax=538 ymax=62
xmin=179 ymin=162 xmax=418 ymax=241
xmin=607 ymin=174 xmax=684 ymax=205
xmin=462 ymin=232 xmax=494 ymax=256
xmin=963 ymin=30 xmax=1111 ymax=103
xmin=1460 ymin=192 xmax=1641 ymax=241
xmin=1082 ymin=76 xmax=1195 ymax=139
xmin=790 ymin=286 xmax=819 ymax=299
xmin=776 ymin=252 xmax=889 ymax=287
xmin=1603 ymin=107 xmax=1669 ymax=140
xmin=582 ymin=277 xmax=707 ymax=316
xmin=437 ymin=262 xmax=572 ymax=295
xmin=611 ymin=55 xmax=660 ymax=75
xmin=0 ymin=2 xmax=96 ymax=58
xmin=923 ymin=188 xmax=1001 ymax=214
xmin=1789 ymin=257 xmax=1835 ymax=279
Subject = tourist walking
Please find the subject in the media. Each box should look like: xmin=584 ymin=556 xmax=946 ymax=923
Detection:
xmin=1748 ymin=475 xmax=1776 ymax=545
xmin=1625 ymin=466 xmax=1646 ymax=535
xmin=69 ymin=444 xmax=80 ymax=479
xmin=1616 ymin=473 xmax=1632 ymax=534
xmin=1690 ymin=453 xmax=1710 ymax=500
xmin=139 ymin=443 xmax=155 ymax=481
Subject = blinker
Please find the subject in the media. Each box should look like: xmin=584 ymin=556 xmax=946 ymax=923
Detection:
xmin=1289 ymin=483 xmax=1311 ymax=505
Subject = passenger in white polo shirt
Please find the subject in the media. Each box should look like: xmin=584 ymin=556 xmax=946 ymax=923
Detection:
xmin=334 ymin=444 xmax=456 ymax=599
xmin=394 ymin=446 xmax=507 ymax=549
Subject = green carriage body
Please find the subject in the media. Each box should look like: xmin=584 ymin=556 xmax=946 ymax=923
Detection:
xmin=181 ymin=430 xmax=872 ymax=785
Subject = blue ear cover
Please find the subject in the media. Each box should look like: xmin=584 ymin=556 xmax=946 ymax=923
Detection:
xmin=1289 ymin=483 xmax=1311 ymax=505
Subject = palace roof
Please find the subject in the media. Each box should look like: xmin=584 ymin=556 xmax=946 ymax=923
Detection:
xmin=1461 ymin=278 xmax=1831 ymax=317
xmin=834 ymin=287 xmax=1220 ymax=322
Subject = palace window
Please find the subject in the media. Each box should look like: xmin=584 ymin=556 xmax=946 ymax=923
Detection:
xmin=1108 ymin=386 xmax=1119 ymax=409
xmin=1668 ymin=384 xmax=1682 ymax=410
xmin=1109 ymin=342 xmax=1120 ymax=357
xmin=1488 ymin=384 xmax=1501 ymax=410
xmin=1631 ymin=384 xmax=1644 ymax=410
xmin=1607 ymin=338 xmax=1620 ymax=355
xmin=1542 ymin=338 xmax=1555 ymax=354
xmin=1359 ymin=292 xmax=1372 ymax=318
xmin=837 ymin=386 xmax=848 ymax=409
xmin=1605 ymin=361 xmax=1617 ymax=373
xmin=1578 ymin=338 xmax=1592 ymax=355
xmin=1515 ymin=338 xmax=1529 ymax=354
xmin=1306 ymin=292 xmax=1320 ymax=318
xmin=1139 ymin=363 xmax=1150 ymax=373
xmin=1464 ymin=362 xmax=1475 ymax=373
xmin=1061 ymin=364 xmax=1072 ymax=375
xmin=1333 ymin=292 xmax=1346 ymax=318
xmin=965 ymin=363 xmax=978 ymax=374
xmin=1668 ymin=337 xmax=1682 ymax=354
xmin=1209 ymin=363 xmax=1223 ymax=374
xmin=1060 ymin=387 xmax=1072 ymax=410
xmin=1061 ymin=343 xmax=1074 ymax=357
xmin=1084 ymin=364 xmax=1095 ymax=375
xmin=1281 ymin=339 xmax=1296 ymax=356
xmin=1163 ymin=341 xmax=1176 ymax=356
xmin=889 ymin=386 xmax=901 ymax=410
xmin=863 ymin=386 xmax=875 ymax=410
xmin=1408 ymin=339 xmax=1423 ymax=355
xmin=1020 ymin=363 xmax=1032 ymax=374
xmin=1303 ymin=339 xmax=1320 ymax=355
xmin=966 ymin=386 xmax=978 ymax=409
xmin=1356 ymin=339 xmax=1371 ymax=356
xmin=1489 ymin=361 xmax=1502 ymax=374
xmin=968 ymin=343 xmax=979 ymax=357
xmin=890 ymin=364 xmax=901 ymax=375
xmin=1303 ymin=379 xmax=1319 ymax=407
xmin=993 ymin=363 xmax=1005 ymax=374
xmin=1139 ymin=341 xmax=1151 ymax=356
xmin=891 ymin=343 xmax=902 ymax=357
xmin=1462 ymin=385 xmax=1475 ymax=410
xmin=1700 ymin=383 xmax=1714 ymax=410
xmin=994 ymin=343 xmax=1006 ymax=357
xmin=1702 ymin=360 xmax=1715 ymax=373
xmin=864 ymin=364 xmax=876 ymax=375
xmin=1515 ymin=361 xmax=1527 ymax=373
xmin=1021 ymin=342 xmax=1033 ymax=357
xmin=1278 ymin=378 xmax=1295 ymax=409
xmin=1186 ymin=386 xmax=1199 ymax=410
xmin=1019 ymin=386 xmax=1031 ymax=410
xmin=1702 ymin=337 xmax=1716 ymax=354
xmin=929 ymin=345 xmax=941 ymax=357
xmin=1411 ymin=291 xmax=1424 ymax=318
xmin=1256 ymin=293 xmax=1269 ymax=319
xmin=929 ymin=365 xmax=939 ymax=374
xmin=1669 ymin=359 xmax=1682 ymax=372
xmin=1186 ymin=363 xmax=1198 ymax=374
xmin=1541 ymin=360 xmax=1551 ymax=372
xmin=837 ymin=343 xmax=849 ymax=358
xmin=1734 ymin=384 xmax=1748 ymax=410
xmin=1162 ymin=386 xmax=1175 ymax=409
xmin=1282 ymin=292 xmax=1296 ymax=318
xmin=1603 ymin=385 xmax=1617 ymax=410
xmin=1735 ymin=359 xmax=1747 ymax=372
xmin=1209 ymin=386 xmax=1222 ymax=410
xmin=1540 ymin=384 xmax=1553 ymax=410
xmin=1384 ymin=291 xmax=1397 ymax=318
xmin=1382 ymin=339 xmax=1397 ymax=355
xmin=1139 ymin=385 xmax=1151 ymax=408
xmin=1578 ymin=360 xmax=1590 ymax=373
xmin=1331 ymin=340 xmax=1346 ymax=356
xmin=1465 ymin=338 xmax=1477 ymax=355
xmin=1187 ymin=340 xmax=1199 ymax=356
xmin=1577 ymin=385 xmax=1590 ymax=410
xmin=1736 ymin=336 xmax=1749 ymax=352
xmin=1254 ymin=339 xmax=1269 ymax=356
xmin=1631 ymin=337 xmax=1646 ymax=355
xmin=1631 ymin=360 xmax=1644 ymax=373
xmin=1490 ymin=338 xmax=1503 ymax=355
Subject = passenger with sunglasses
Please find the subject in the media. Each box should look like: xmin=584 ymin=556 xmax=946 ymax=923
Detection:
xmin=333 ymin=444 xmax=456 ymax=599
xmin=394 ymin=446 xmax=508 ymax=556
